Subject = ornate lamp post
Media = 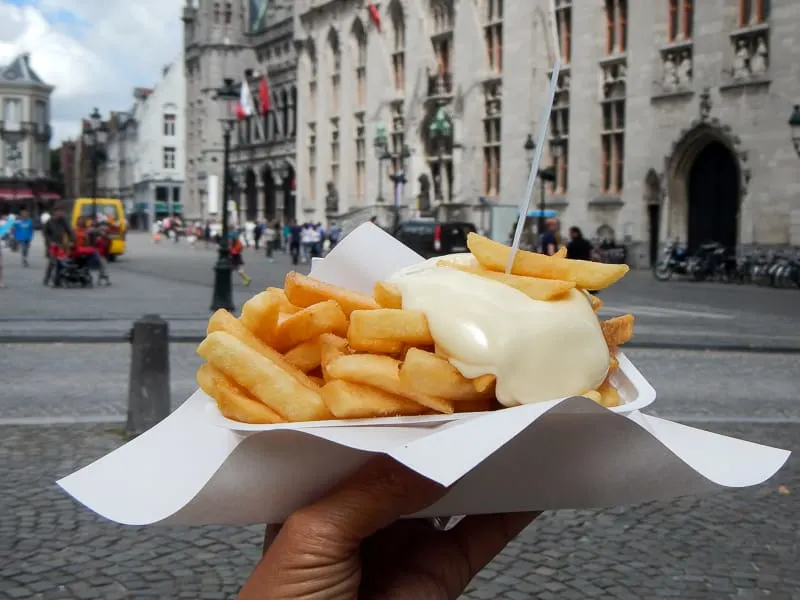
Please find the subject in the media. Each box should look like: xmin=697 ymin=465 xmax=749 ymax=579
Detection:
xmin=210 ymin=78 xmax=239 ymax=312
xmin=373 ymin=124 xmax=391 ymax=203
xmin=428 ymin=107 xmax=452 ymax=202
xmin=789 ymin=105 xmax=800 ymax=158
xmin=523 ymin=133 xmax=557 ymax=235
xmin=389 ymin=145 xmax=411 ymax=232
xmin=82 ymin=108 xmax=109 ymax=221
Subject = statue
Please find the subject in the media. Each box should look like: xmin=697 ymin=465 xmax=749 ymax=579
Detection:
xmin=677 ymin=51 xmax=692 ymax=86
xmin=417 ymin=174 xmax=431 ymax=213
xmin=750 ymin=36 xmax=768 ymax=76
xmin=662 ymin=53 xmax=678 ymax=90
xmin=325 ymin=181 xmax=339 ymax=214
xmin=733 ymin=40 xmax=750 ymax=79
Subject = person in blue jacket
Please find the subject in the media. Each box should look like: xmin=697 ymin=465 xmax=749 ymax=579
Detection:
xmin=12 ymin=209 xmax=34 ymax=267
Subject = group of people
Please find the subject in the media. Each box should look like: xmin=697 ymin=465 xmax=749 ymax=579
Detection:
xmin=515 ymin=217 xmax=594 ymax=261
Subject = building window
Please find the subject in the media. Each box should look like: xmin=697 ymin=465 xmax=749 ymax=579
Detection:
xmin=308 ymin=123 xmax=317 ymax=204
xmin=391 ymin=9 xmax=406 ymax=92
xmin=330 ymin=119 xmax=340 ymax=188
xmin=549 ymin=74 xmax=570 ymax=194
xmin=600 ymin=100 xmax=625 ymax=193
xmin=224 ymin=2 xmax=232 ymax=23
xmin=482 ymin=84 xmax=501 ymax=197
xmin=3 ymin=98 xmax=21 ymax=125
xmin=163 ymin=147 xmax=176 ymax=169
xmin=354 ymin=26 xmax=367 ymax=108
xmin=35 ymin=100 xmax=48 ymax=124
xmin=354 ymin=116 xmax=366 ymax=205
xmin=163 ymin=114 xmax=176 ymax=136
xmin=484 ymin=0 xmax=503 ymax=73
xmin=213 ymin=2 xmax=220 ymax=23
xmin=431 ymin=1 xmax=454 ymax=74
xmin=739 ymin=0 xmax=769 ymax=26
xmin=604 ymin=0 xmax=627 ymax=54
xmin=309 ymin=55 xmax=318 ymax=117
xmin=555 ymin=0 xmax=572 ymax=64
xmin=329 ymin=33 xmax=341 ymax=114
xmin=390 ymin=103 xmax=405 ymax=174
xmin=668 ymin=0 xmax=694 ymax=41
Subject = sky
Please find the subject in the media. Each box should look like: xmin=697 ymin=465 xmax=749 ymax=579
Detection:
xmin=0 ymin=0 xmax=183 ymax=147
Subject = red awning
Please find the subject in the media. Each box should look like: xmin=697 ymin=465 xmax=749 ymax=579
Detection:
xmin=0 ymin=189 xmax=61 ymax=201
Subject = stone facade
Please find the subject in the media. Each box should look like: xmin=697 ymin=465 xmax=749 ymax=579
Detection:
xmin=182 ymin=0 xmax=297 ymax=224
xmin=292 ymin=0 xmax=800 ymax=264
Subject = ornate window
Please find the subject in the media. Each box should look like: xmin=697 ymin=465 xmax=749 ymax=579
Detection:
xmin=353 ymin=21 xmax=367 ymax=108
xmin=213 ymin=2 xmax=220 ymax=24
xmin=224 ymin=2 xmax=232 ymax=24
xmin=354 ymin=115 xmax=366 ymax=204
xmin=390 ymin=103 xmax=405 ymax=173
xmin=482 ymin=84 xmax=501 ymax=197
xmin=604 ymin=0 xmax=627 ymax=54
xmin=328 ymin=30 xmax=341 ymax=114
xmin=308 ymin=123 xmax=317 ymax=204
xmin=330 ymin=119 xmax=340 ymax=188
xmin=431 ymin=1 xmax=454 ymax=74
xmin=391 ymin=6 xmax=406 ymax=92
xmin=668 ymin=0 xmax=693 ymax=41
xmin=308 ymin=45 xmax=318 ymax=117
xmin=739 ymin=0 xmax=770 ymax=27
xmin=555 ymin=0 xmax=572 ymax=64
xmin=600 ymin=99 xmax=625 ymax=194
xmin=484 ymin=0 xmax=503 ymax=74
xmin=549 ymin=74 xmax=570 ymax=193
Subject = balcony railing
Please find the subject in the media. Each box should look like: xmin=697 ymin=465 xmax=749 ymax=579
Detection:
xmin=427 ymin=72 xmax=454 ymax=100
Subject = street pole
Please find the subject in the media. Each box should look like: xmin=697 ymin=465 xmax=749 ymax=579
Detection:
xmin=538 ymin=175 xmax=546 ymax=237
xmin=91 ymin=152 xmax=98 ymax=222
xmin=210 ymin=123 xmax=235 ymax=312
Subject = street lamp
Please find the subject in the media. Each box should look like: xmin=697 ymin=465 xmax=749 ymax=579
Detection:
xmin=428 ymin=107 xmax=452 ymax=202
xmin=373 ymin=124 xmax=391 ymax=203
xmin=789 ymin=104 xmax=800 ymax=158
xmin=82 ymin=108 xmax=108 ymax=222
xmin=389 ymin=144 xmax=411 ymax=232
xmin=210 ymin=78 xmax=239 ymax=313
xmin=522 ymin=134 xmax=557 ymax=237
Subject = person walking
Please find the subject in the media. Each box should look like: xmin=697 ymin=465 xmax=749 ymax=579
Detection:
xmin=229 ymin=232 xmax=252 ymax=286
xmin=566 ymin=226 xmax=593 ymax=261
xmin=540 ymin=218 xmax=561 ymax=256
xmin=288 ymin=219 xmax=301 ymax=265
xmin=0 ymin=216 xmax=10 ymax=288
xmin=328 ymin=221 xmax=342 ymax=251
xmin=264 ymin=220 xmax=277 ymax=262
xmin=12 ymin=209 xmax=34 ymax=267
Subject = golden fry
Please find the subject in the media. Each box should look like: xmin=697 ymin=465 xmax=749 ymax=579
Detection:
xmin=399 ymin=347 xmax=486 ymax=401
xmin=456 ymin=397 xmax=496 ymax=413
xmin=321 ymin=380 xmax=428 ymax=419
xmin=348 ymin=337 xmax=405 ymax=355
xmin=265 ymin=287 xmax=302 ymax=314
xmin=467 ymin=233 xmax=629 ymax=290
xmin=308 ymin=375 xmax=326 ymax=387
xmin=198 ymin=331 xmax=332 ymax=422
xmin=609 ymin=352 xmax=620 ymax=372
xmin=197 ymin=363 xmax=285 ymax=424
xmin=439 ymin=262 xmax=575 ymax=301
xmin=283 ymin=337 xmax=323 ymax=373
xmin=284 ymin=272 xmax=380 ymax=316
xmin=207 ymin=309 xmax=319 ymax=390
xmin=274 ymin=300 xmax=349 ymax=352
xmin=373 ymin=281 xmax=403 ymax=309
xmin=597 ymin=382 xmax=622 ymax=408
xmin=326 ymin=353 xmax=455 ymax=414
xmin=349 ymin=309 xmax=434 ymax=347
xmin=320 ymin=338 xmax=348 ymax=381
xmin=588 ymin=293 xmax=603 ymax=312
xmin=554 ymin=246 xmax=567 ymax=258
xmin=240 ymin=291 xmax=281 ymax=345
xmin=471 ymin=373 xmax=497 ymax=395
xmin=581 ymin=390 xmax=603 ymax=405
xmin=601 ymin=314 xmax=635 ymax=347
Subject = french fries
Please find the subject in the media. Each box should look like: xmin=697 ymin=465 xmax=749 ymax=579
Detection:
xmin=467 ymin=232 xmax=629 ymax=290
xmin=196 ymin=231 xmax=637 ymax=423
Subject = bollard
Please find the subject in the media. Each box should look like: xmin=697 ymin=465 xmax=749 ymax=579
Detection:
xmin=126 ymin=314 xmax=171 ymax=436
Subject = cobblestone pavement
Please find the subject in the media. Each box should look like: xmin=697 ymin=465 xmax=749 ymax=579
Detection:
xmin=2 ymin=235 xmax=800 ymax=348
xmin=0 ymin=423 xmax=796 ymax=599
xmin=1 ymin=344 xmax=798 ymax=422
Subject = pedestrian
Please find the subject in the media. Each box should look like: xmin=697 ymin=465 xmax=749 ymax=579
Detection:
xmin=204 ymin=221 xmax=212 ymax=249
xmin=229 ymin=232 xmax=252 ymax=286
xmin=540 ymin=218 xmax=561 ymax=256
xmin=282 ymin=221 xmax=291 ymax=253
xmin=264 ymin=220 xmax=277 ymax=262
xmin=74 ymin=217 xmax=110 ymax=285
xmin=237 ymin=456 xmax=537 ymax=600
xmin=12 ymin=209 xmax=34 ymax=267
xmin=254 ymin=220 xmax=264 ymax=251
xmin=310 ymin=223 xmax=323 ymax=259
xmin=43 ymin=203 xmax=75 ymax=287
xmin=328 ymin=220 xmax=342 ymax=251
xmin=0 ymin=216 xmax=9 ymax=288
xmin=566 ymin=226 xmax=593 ymax=261
xmin=300 ymin=223 xmax=314 ymax=263
xmin=288 ymin=219 xmax=301 ymax=265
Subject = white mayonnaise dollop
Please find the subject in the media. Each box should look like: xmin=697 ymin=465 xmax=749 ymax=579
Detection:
xmin=389 ymin=260 xmax=609 ymax=406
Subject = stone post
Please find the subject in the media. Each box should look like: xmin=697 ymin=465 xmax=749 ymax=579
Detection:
xmin=126 ymin=315 xmax=171 ymax=436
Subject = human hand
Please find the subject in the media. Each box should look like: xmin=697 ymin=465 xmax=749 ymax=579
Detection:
xmin=238 ymin=455 xmax=538 ymax=600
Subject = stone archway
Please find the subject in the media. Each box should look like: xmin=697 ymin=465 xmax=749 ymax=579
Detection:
xmin=244 ymin=168 xmax=258 ymax=222
xmin=261 ymin=165 xmax=276 ymax=221
xmin=665 ymin=112 xmax=750 ymax=252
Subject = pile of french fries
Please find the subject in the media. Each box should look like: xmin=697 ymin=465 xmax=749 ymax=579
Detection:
xmin=196 ymin=233 xmax=635 ymax=424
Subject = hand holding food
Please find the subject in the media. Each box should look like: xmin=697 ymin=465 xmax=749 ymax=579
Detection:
xmin=196 ymin=234 xmax=635 ymax=424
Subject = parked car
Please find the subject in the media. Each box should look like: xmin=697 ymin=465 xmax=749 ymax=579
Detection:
xmin=393 ymin=220 xmax=477 ymax=258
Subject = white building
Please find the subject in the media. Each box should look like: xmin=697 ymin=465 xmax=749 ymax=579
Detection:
xmin=98 ymin=57 xmax=186 ymax=229
xmin=294 ymin=0 xmax=800 ymax=264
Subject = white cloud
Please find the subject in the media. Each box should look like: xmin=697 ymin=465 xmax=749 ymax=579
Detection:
xmin=0 ymin=0 xmax=183 ymax=146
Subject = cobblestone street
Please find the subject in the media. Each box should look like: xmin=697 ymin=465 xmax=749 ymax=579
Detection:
xmin=1 ymin=235 xmax=798 ymax=598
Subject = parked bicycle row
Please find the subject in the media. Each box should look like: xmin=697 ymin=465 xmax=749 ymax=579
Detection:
xmin=654 ymin=241 xmax=800 ymax=287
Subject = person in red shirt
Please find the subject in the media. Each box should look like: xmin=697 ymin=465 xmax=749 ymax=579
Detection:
xmin=229 ymin=231 xmax=251 ymax=286
xmin=74 ymin=217 xmax=110 ymax=285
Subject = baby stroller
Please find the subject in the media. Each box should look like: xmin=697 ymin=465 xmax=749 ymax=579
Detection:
xmin=48 ymin=244 xmax=94 ymax=288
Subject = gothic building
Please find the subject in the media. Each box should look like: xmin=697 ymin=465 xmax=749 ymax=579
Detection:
xmin=182 ymin=0 xmax=297 ymax=224
xmin=293 ymin=0 xmax=800 ymax=264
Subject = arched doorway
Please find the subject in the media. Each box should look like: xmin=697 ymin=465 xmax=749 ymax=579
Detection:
xmin=262 ymin=166 xmax=276 ymax=221
xmin=245 ymin=169 xmax=258 ymax=222
xmin=687 ymin=142 xmax=739 ymax=251
xmin=283 ymin=163 xmax=296 ymax=221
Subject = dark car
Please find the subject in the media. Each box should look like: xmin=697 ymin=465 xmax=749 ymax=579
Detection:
xmin=393 ymin=220 xmax=477 ymax=258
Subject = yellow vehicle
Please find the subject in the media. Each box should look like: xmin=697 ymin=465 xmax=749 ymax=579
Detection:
xmin=66 ymin=197 xmax=128 ymax=260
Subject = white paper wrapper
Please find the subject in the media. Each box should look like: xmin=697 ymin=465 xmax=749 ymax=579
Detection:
xmin=57 ymin=224 xmax=791 ymax=526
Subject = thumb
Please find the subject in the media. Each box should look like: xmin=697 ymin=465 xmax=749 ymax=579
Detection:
xmin=286 ymin=455 xmax=444 ymax=548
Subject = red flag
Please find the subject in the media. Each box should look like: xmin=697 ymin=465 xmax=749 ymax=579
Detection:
xmin=259 ymin=76 xmax=270 ymax=114
xmin=235 ymin=101 xmax=246 ymax=120
xmin=367 ymin=1 xmax=381 ymax=31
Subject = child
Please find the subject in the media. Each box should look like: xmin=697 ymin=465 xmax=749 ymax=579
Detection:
xmin=229 ymin=232 xmax=251 ymax=286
